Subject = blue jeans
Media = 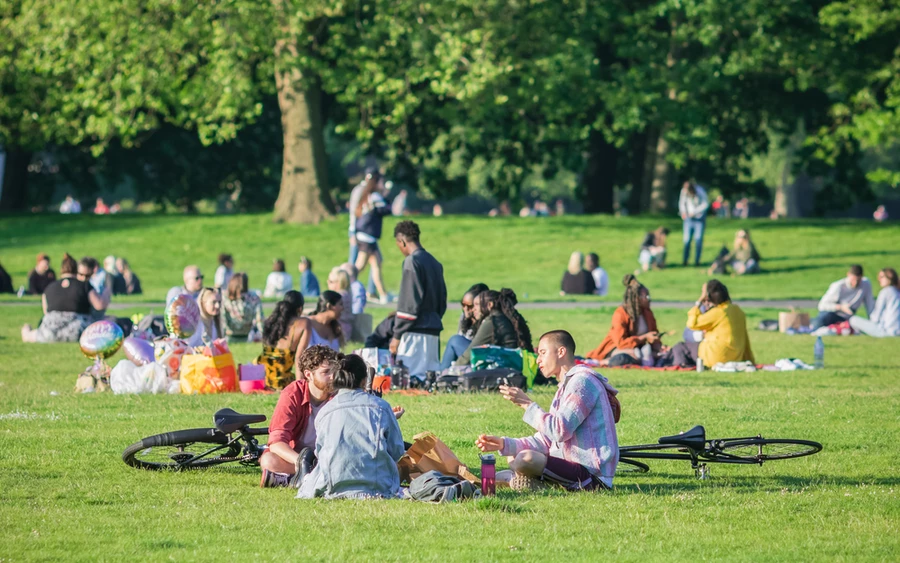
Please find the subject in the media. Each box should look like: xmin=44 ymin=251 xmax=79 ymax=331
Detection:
xmin=349 ymin=240 xmax=377 ymax=295
xmin=811 ymin=311 xmax=846 ymax=331
xmin=682 ymin=218 xmax=706 ymax=265
xmin=440 ymin=334 xmax=472 ymax=370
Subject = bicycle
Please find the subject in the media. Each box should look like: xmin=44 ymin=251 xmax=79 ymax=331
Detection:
xmin=616 ymin=425 xmax=823 ymax=478
xmin=122 ymin=408 xmax=270 ymax=470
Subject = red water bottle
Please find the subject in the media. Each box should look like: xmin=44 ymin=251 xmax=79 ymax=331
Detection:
xmin=480 ymin=454 xmax=496 ymax=496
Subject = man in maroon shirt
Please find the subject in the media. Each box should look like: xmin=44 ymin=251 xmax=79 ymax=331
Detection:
xmin=260 ymin=345 xmax=339 ymax=487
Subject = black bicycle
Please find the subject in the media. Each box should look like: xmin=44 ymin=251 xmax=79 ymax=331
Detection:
xmin=616 ymin=425 xmax=822 ymax=478
xmin=122 ymin=408 xmax=270 ymax=470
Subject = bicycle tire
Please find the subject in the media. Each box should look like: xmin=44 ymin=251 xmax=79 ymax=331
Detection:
xmin=122 ymin=428 xmax=239 ymax=470
xmin=716 ymin=438 xmax=822 ymax=461
xmin=616 ymin=458 xmax=651 ymax=474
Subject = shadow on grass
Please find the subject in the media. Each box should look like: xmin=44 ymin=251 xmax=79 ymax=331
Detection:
xmin=615 ymin=472 xmax=900 ymax=495
xmin=763 ymin=250 xmax=900 ymax=262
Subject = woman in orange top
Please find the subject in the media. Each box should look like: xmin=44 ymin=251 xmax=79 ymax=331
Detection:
xmin=586 ymin=275 xmax=663 ymax=365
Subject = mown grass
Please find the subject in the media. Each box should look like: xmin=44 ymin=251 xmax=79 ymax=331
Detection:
xmin=2 ymin=213 xmax=899 ymax=303
xmin=1 ymin=304 xmax=897 ymax=561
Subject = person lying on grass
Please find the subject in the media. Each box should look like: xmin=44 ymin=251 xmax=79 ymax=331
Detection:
xmin=297 ymin=353 xmax=406 ymax=499
xmin=476 ymin=330 xmax=619 ymax=492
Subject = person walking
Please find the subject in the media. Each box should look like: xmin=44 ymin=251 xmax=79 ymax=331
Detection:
xmin=678 ymin=181 xmax=709 ymax=266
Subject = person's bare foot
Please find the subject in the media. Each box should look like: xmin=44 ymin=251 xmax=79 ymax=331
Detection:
xmin=21 ymin=324 xmax=32 ymax=341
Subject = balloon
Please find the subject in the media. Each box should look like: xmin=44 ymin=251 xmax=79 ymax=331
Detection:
xmin=123 ymin=337 xmax=155 ymax=366
xmin=165 ymin=294 xmax=201 ymax=338
xmin=79 ymin=320 xmax=124 ymax=360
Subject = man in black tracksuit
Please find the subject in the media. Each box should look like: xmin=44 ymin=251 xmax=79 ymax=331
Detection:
xmin=389 ymin=220 xmax=448 ymax=375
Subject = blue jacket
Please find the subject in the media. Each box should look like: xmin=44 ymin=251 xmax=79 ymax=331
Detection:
xmin=300 ymin=270 xmax=320 ymax=298
xmin=297 ymin=389 xmax=405 ymax=499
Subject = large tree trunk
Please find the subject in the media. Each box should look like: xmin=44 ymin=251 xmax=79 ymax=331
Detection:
xmin=648 ymin=123 xmax=672 ymax=214
xmin=271 ymin=8 xmax=334 ymax=224
xmin=627 ymin=132 xmax=647 ymax=214
xmin=0 ymin=148 xmax=32 ymax=212
xmin=774 ymin=120 xmax=804 ymax=218
xmin=581 ymin=129 xmax=617 ymax=214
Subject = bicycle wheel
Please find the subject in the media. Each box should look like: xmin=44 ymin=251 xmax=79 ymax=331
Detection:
xmin=717 ymin=439 xmax=822 ymax=461
xmin=122 ymin=428 xmax=240 ymax=470
xmin=616 ymin=458 xmax=650 ymax=474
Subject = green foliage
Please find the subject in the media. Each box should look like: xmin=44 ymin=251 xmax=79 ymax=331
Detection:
xmin=2 ymin=0 xmax=897 ymax=213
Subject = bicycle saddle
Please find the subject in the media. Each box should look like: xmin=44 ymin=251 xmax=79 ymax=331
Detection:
xmin=658 ymin=425 xmax=707 ymax=450
xmin=214 ymin=408 xmax=267 ymax=434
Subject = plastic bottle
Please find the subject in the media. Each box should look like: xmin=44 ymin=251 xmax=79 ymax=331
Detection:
xmin=480 ymin=454 xmax=496 ymax=496
xmin=814 ymin=336 xmax=825 ymax=369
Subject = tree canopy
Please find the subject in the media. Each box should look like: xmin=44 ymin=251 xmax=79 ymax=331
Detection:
xmin=1 ymin=0 xmax=897 ymax=217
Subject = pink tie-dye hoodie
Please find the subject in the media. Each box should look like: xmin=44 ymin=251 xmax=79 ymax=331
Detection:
xmin=501 ymin=365 xmax=619 ymax=488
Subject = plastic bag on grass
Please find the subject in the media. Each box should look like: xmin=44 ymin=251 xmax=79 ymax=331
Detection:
xmin=110 ymin=360 xmax=179 ymax=394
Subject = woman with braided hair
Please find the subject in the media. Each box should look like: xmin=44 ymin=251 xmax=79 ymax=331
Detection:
xmin=498 ymin=288 xmax=533 ymax=351
xmin=586 ymin=274 xmax=662 ymax=366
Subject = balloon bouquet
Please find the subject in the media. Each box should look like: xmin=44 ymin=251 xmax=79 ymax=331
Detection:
xmin=76 ymin=320 xmax=124 ymax=392
xmin=154 ymin=295 xmax=200 ymax=378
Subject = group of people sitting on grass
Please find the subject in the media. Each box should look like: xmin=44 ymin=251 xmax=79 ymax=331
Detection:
xmin=20 ymin=253 xmax=146 ymax=343
xmin=635 ymin=226 xmax=762 ymax=276
xmin=560 ymin=252 xmax=609 ymax=296
xmin=260 ymin=329 xmax=619 ymax=497
xmin=586 ymin=274 xmax=754 ymax=369
xmin=811 ymin=264 xmax=900 ymax=337
xmin=440 ymin=284 xmax=532 ymax=370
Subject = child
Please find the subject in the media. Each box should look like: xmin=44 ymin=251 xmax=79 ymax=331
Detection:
xmin=297 ymin=354 xmax=406 ymax=499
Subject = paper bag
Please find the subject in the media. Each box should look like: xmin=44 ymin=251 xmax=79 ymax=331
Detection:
xmin=397 ymin=431 xmax=478 ymax=485
xmin=180 ymin=353 xmax=238 ymax=394
xmin=778 ymin=310 xmax=810 ymax=333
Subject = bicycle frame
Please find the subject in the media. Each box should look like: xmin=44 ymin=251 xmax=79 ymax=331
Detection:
xmin=174 ymin=426 xmax=269 ymax=468
xmin=620 ymin=434 xmax=766 ymax=470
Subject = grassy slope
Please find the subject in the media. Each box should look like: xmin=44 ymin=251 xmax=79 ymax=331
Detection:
xmin=2 ymin=213 xmax=899 ymax=303
xmin=1 ymin=305 xmax=897 ymax=561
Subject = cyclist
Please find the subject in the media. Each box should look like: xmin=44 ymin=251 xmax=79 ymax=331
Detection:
xmin=475 ymin=330 xmax=619 ymax=491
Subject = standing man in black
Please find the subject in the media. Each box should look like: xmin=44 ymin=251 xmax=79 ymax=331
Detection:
xmin=389 ymin=220 xmax=447 ymax=377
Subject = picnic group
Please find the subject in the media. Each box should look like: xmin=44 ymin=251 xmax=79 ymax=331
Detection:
xmin=8 ymin=174 xmax=899 ymax=501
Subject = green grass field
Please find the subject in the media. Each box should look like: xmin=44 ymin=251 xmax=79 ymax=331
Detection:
xmin=2 ymin=213 xmax=899 ymax=303
xmin=1 ymin=299 xmax=898 ymax=561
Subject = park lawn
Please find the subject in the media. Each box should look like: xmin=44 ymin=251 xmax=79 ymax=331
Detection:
xmin=2 ymin=213 xmax=900 ymax=304
xmin=1 ymin=304 xmax=897 ymax=561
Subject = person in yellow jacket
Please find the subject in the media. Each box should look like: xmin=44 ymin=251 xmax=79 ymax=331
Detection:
xmin=670 ymin=280 xmax=754 ymax=367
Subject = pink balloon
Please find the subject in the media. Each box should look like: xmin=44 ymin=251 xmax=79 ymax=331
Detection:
xmin=123 ymin=337 xmax=155 ymax=366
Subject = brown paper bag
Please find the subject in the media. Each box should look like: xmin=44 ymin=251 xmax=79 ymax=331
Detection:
xmin=398 ymin=431 xmax=479 ymax=484
xmin=778 ymin=310 xmax=810 ymax=333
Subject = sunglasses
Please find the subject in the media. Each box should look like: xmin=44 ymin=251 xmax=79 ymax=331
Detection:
xmin=461 ymin=302 xmax=474 ymax=309
xmin=195 ymin=275 xmax=204 ymax=281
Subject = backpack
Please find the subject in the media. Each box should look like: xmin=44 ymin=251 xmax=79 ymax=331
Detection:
xmin=408 ymin=471 xmax=480 ymax=503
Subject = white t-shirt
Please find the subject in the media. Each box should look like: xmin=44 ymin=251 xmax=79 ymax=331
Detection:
xmin=263 ymin=272 xmax=294 ymax=298
xmin=299 ymin=402 xmax=324 ymax=450
xmin=591 ymin=267 xmax=609 ymax=297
